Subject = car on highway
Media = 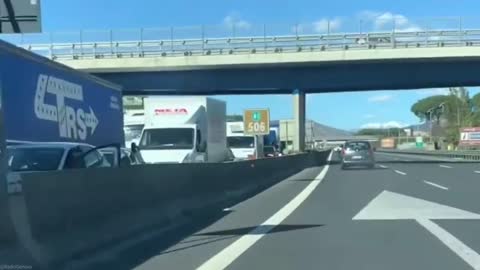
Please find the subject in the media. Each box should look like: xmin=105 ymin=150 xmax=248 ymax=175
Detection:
xmin=263 ymin=145 xmax=282 ymax=158
xmin=100 ymin=148 xmax=143 ymax=166
xmin=341 ymin=141 xmax=375 ymax=169
xmin=6 ymin=142 xmax=118 ymax=194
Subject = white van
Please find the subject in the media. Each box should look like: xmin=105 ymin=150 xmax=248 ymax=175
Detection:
xmin=226 ymin=122 xmax=264 ymax=160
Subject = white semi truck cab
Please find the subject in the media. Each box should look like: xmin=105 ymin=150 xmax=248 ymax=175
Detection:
xmin=136 ymin=96 xmax=228 ymax=163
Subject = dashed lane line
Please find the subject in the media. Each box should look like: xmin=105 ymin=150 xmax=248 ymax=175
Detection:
xmin=423 ymin=180 xmax=449 ymax=191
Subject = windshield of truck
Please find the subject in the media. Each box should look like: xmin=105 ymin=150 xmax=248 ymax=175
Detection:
xmin=124 ymin=124 xmax=144 ymax=142
xmin=7 ymin=147 xmax=65 ymax=172
xmin=140 ymin=128 xmax=194 ymax=149
xmin=227 ymin=136 xmax=255 ymax=148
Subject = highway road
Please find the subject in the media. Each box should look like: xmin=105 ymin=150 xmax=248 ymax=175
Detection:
xmin=68 ymin=151 xmax=480 ymax=270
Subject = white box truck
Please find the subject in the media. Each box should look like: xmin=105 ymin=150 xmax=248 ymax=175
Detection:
xmin=136 ymin=96 xmax=229 ymax=163
xmin=124 ymin=109 xmax=145 ymax=147
xmin=226 ymin=121 xmax=264 ymax=160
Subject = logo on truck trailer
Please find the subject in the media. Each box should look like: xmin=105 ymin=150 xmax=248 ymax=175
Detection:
xmin=34 ymin=74 xmax=99 ymax=141
xmin=154 ymin=108 xmax=188 ymax=115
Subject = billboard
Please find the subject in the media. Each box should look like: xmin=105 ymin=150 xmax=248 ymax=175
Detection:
xmin=459 ymin=127 xmax=480 ymax=146
xmin=0 ymin=0 xmax=42 ymax=33
xmin=380 ymin=138 xmax=395 ymax=149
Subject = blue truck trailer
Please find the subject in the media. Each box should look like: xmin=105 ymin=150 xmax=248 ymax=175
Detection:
xmin=0 ymin=40 xmax=124 ymax=146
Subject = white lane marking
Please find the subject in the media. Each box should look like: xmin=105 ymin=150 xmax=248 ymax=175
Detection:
xmin=353 ymin=190 xmax=480 ymax=270
xmin=223 ymin=208 xmax=232 ymax=212
xmin=197 ymin=152 xmax=333 ymax=270
xmin=378 ymin=164 xmax=388 ymax=169
xmin=439 ymin=165 xmax=452 ymax=169
xmin=417 ymin=218 xmax=480 ymax=270
xmin=475 ymin=171 xmax=480 ymax=174
xmin=423 ymin=180 xmax=449 ymax=191
xmin=394 ymin=170 xmax=407 ymax=175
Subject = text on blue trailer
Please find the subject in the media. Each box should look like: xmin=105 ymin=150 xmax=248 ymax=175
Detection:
xmin=0 ymin=41 xmax=124 ymax=146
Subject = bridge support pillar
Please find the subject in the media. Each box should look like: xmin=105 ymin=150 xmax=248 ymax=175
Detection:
xmin=293 ymin=90 xmax=306 ymax=152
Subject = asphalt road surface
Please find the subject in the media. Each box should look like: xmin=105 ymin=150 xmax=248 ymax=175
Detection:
xmin=72 ymin=151 xmax=480 ymax=270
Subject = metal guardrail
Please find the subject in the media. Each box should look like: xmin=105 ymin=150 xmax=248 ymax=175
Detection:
xmin=8 ymin=29 xmax=480 ymax=60
xmin=378 ymin=149 xmax=480 ymax=161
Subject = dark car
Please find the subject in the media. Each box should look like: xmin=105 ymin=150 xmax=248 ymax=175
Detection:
xmin=341 ymin=141 xmax=375 ymax=169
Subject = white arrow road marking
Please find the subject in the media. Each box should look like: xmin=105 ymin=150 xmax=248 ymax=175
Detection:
xmin=423 ymin=180 xmax=449 ymax=191
xmin=353 ymin=191 xmax=480 ymax=269
xmin=378 ymin=165 xmax=388 ymax=169
xmin=440 ymin=165 xmax=453 ymax=169
xmin=197 ymin=152 xmax=333 ymax=270
xmin=394 ymin=170 xmax=407 ymax=175
xmin=416 ymin=218 xmax=480 ymax=269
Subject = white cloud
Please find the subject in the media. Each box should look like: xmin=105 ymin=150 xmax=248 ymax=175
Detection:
xmin=363 ymin=114 xmax=375 ymax=119
xmin=313 ymin=18 xmax=342 ymax=33
xmin=223 ymin=14 xmax=251 ymax=30
xmin=359 ymin=10 xmax=421 ymax=32
xmin=361 ymin=121 xmax=408 ymax=129
xmin=368 ymin=94 xmax=393 ymax=103
xmin=415 ymin=88 xmax=449 ymax=96
xmin=375 ymin=12 xmax=408 ymax=29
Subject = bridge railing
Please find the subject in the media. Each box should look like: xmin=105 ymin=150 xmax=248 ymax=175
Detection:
xmin=3 ymin=17 xmax=480 ymax=60
xmin=12 ymin=30 xmax=480 ymax=60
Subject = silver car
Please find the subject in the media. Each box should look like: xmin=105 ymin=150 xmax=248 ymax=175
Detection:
xmin=6 ymin=142 xmax=117 ymax=194
xmin=341 ymin=141 xmax=375 ymax=169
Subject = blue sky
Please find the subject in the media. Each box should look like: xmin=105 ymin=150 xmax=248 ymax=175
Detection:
xmin=37 ymin=0 xmax=480 ymax=130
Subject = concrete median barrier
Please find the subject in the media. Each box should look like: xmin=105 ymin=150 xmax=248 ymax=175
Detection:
xmin=0 ymin=183 xmax=16 ymax=245
xmin=18 ymin=150 xmax=329 ymax=267
xmin=377 ymin=148 xmax=480 ymax=161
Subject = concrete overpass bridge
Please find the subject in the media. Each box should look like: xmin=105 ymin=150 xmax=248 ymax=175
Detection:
xmin=15 ymin=29 xmax=480 ymax=95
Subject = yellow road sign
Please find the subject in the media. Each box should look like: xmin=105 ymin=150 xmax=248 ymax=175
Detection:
xmin=244 ymin=109 xmax=270 ymax=135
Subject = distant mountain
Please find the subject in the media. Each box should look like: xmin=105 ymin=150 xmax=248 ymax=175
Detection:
xmin=406 ymin=122 xmax=430 ymax=132
xmin=305 ymin=120 xmax=352 ymax=140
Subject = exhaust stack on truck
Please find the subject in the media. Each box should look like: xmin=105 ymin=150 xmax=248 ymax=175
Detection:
xmin=137 ymin=96 xmax=228 ymax=163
